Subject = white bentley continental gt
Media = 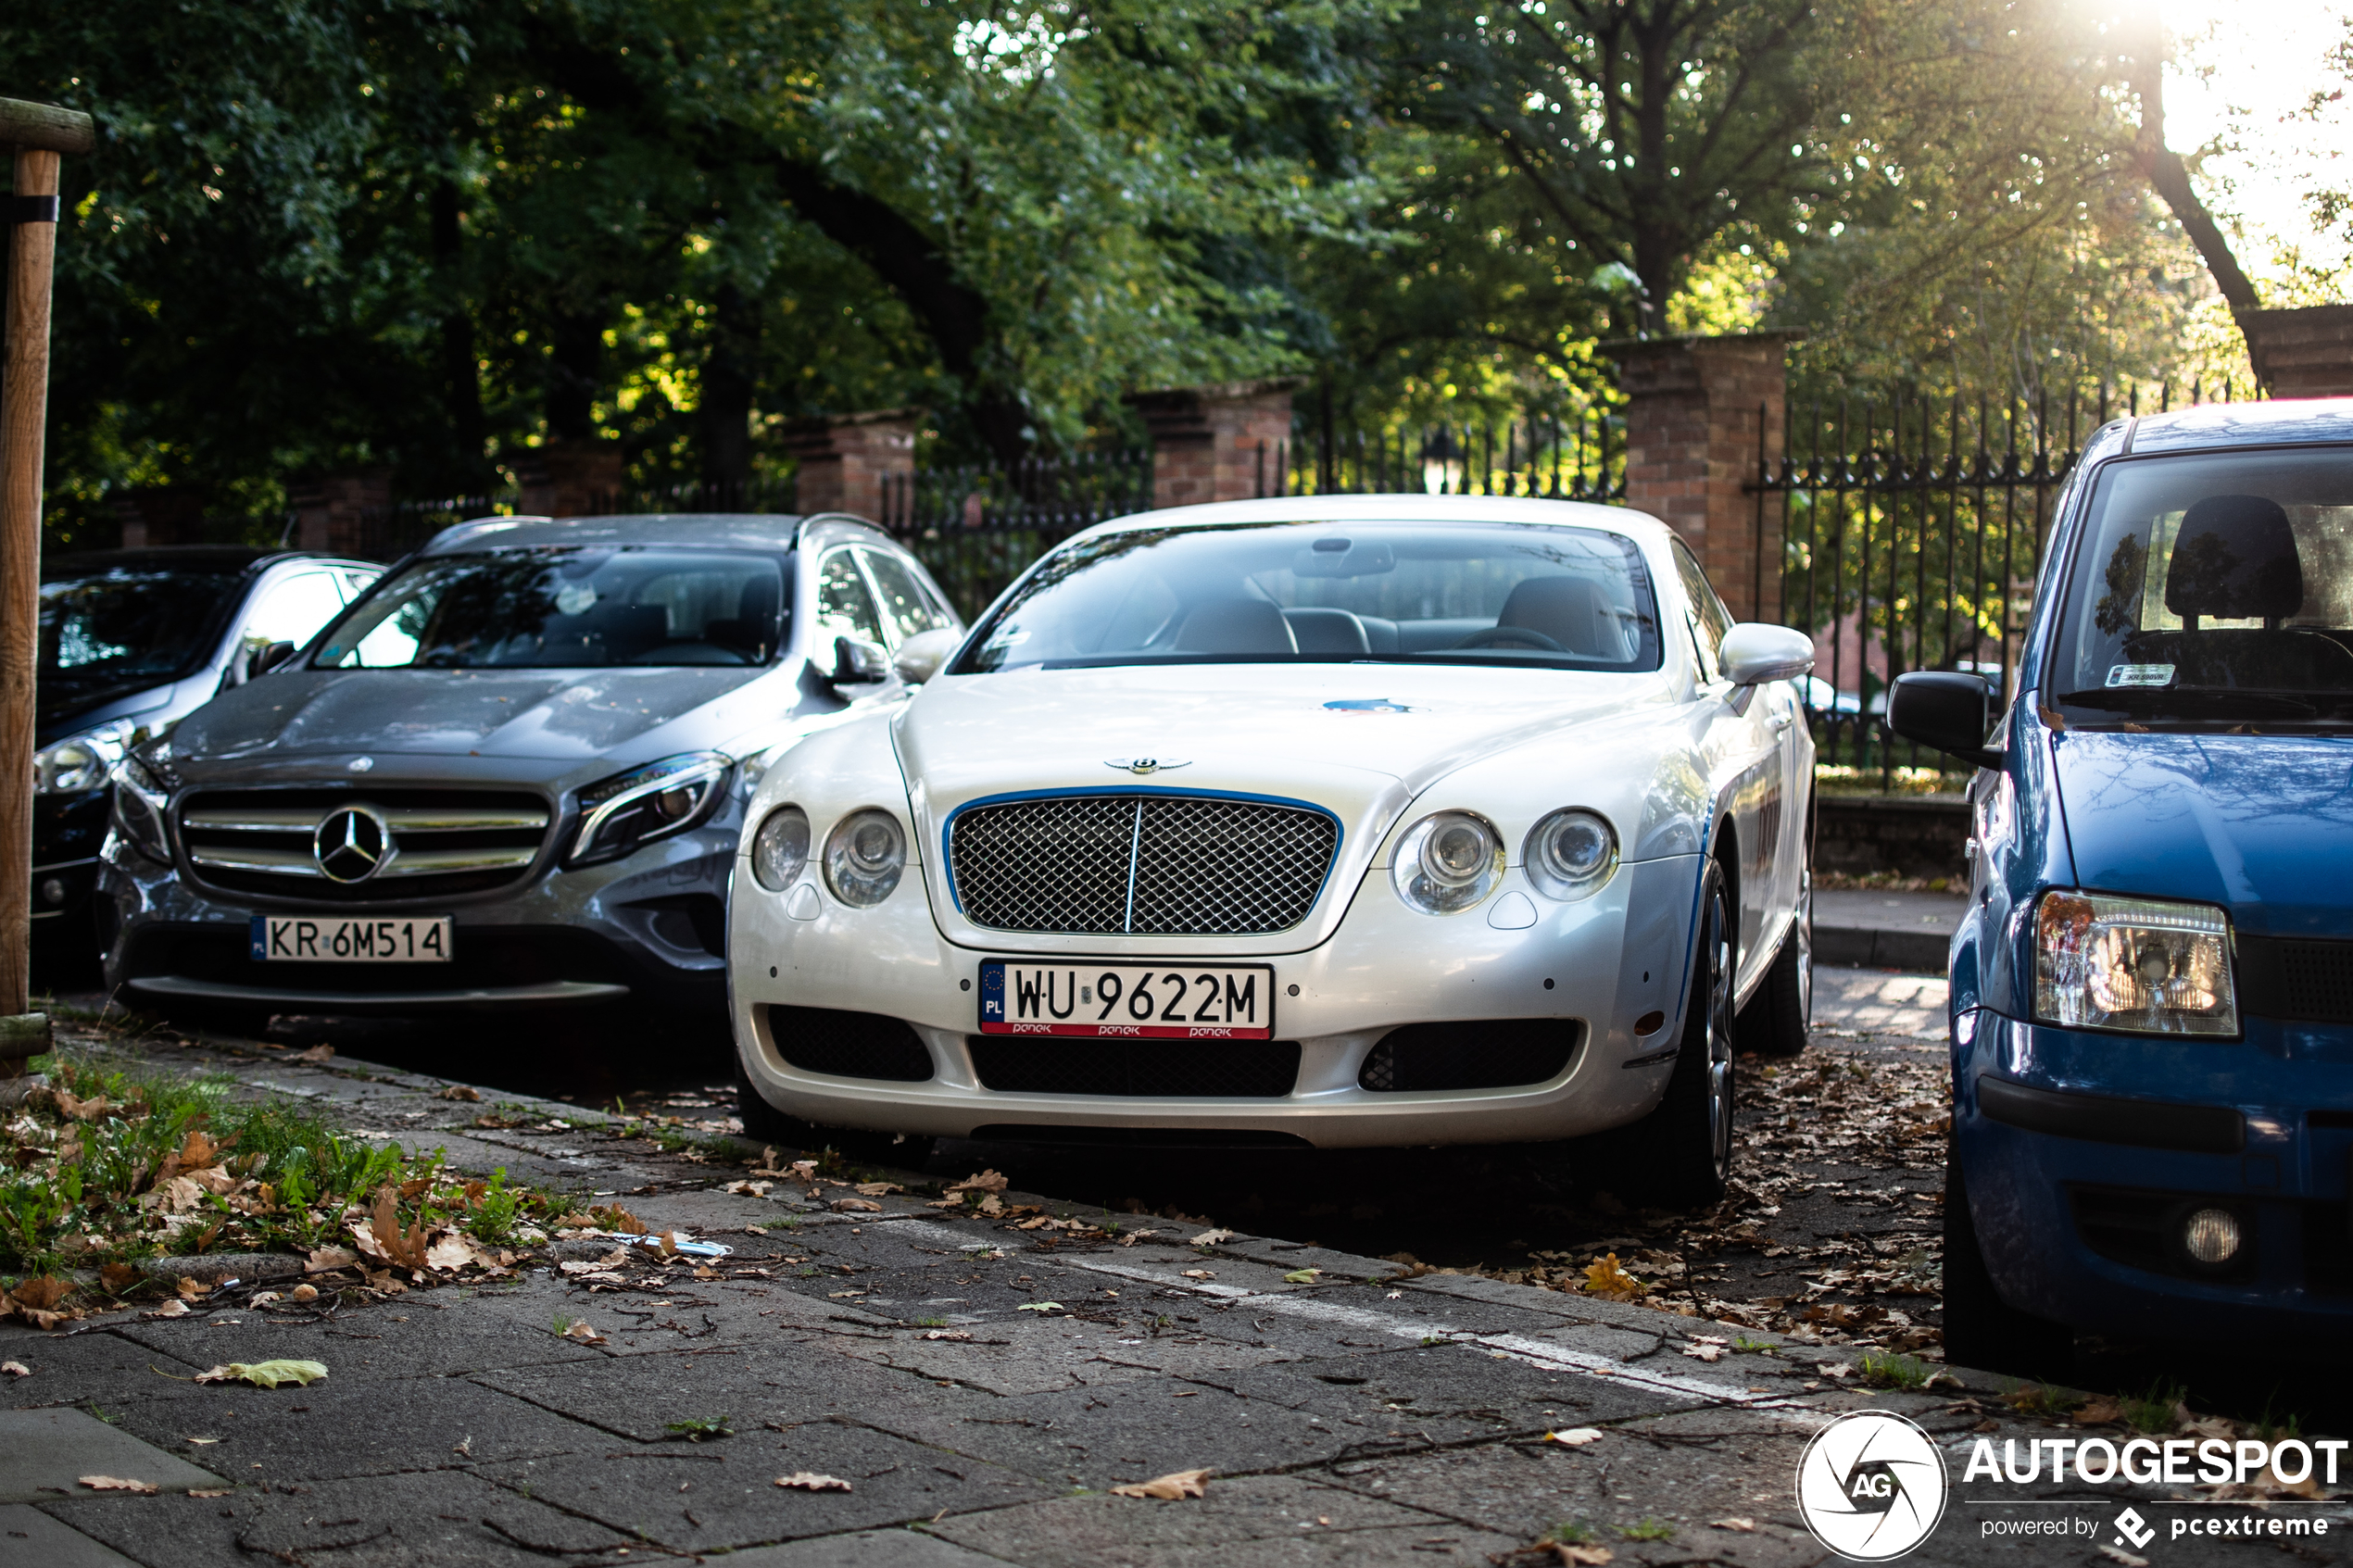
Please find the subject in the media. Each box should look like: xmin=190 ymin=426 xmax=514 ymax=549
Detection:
xmin=729 ymin=495 xmax=1817 ymax=1201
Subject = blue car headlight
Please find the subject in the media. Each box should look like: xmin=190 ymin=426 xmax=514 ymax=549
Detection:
xmin=2033 ymin=889 xmax=2237 ymax=1036
xmin=568 ymin=752 xmax=732 ymax=868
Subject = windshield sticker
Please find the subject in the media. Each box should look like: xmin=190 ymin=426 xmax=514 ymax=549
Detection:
xmin=2105 ymin=663 xmax=2175 ymax=688
xmin=1324 ymin=698 xmax=1421 ymax=714
xmin=555 ymin=581 xmax=598 ymax=616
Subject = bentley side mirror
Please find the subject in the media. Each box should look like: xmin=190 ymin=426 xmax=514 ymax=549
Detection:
xmin=831 ymin=635 xmax=891 ymax=685
xmin=1886 ymin=671 xmax=2004 ymax=769
xmin=1719 ymin=623 xmax=1815 ymax=686
xmin=891 ymin=627 xmax=961 ymax=685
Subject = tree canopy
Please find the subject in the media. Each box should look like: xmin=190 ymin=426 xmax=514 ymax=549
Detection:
xmin=3 ymin=0 xmax=2251 ymax=540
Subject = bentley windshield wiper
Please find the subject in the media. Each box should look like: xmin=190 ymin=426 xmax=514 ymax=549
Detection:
xmin=2054 ymin=687 xmax=2325 ymax=720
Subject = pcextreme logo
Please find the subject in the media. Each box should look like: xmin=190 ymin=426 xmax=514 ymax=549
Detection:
xmin=1795 ymin=1411 xmax=1950 ymax=1561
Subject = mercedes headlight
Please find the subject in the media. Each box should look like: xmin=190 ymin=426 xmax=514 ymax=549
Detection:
xmin=2034 ymin=889 xmax=2237 ymax=1035
xmin=111 ymin=756 xmax=172 ymax=863
xmin=824 ymin=809 xmax=906 ymax=907
xmin=1391 ymin=810 xmax=1504 ymax=914
xmin=1525 ymin=809 xmax=1617 ymax=900
xmin=37 ymin=720 xmax=135 ymax=794
xmin=751 ymin=806 xmax=812 ymax=892
xmin=568 ymin=752 xmax=732 ymax=867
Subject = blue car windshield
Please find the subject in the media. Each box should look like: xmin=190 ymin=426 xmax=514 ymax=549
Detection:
xmin=2055 ymin=449 xmax=2353 ymax=721
xmin=954 ymin=521 xmax=1662 ymax=673
xmin=317 ymin=547 xmax=788 ymax=670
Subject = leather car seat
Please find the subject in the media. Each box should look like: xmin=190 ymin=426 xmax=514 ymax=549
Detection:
xmin=1176 ymin=598 xmax=1299 ymax=655
xmin=1492 ymin=575 xmax=1619 ymax=658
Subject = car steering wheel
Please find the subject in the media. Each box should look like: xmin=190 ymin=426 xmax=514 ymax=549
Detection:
xmin=1453 ymin=625 xmax=1567 ymax=653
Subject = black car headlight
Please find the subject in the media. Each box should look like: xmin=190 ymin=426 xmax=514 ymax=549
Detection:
xmin=110 ymin=756 xmax=172 ymax=863
xmin=38 ymin=719 xmax=135 ymax=795
xmin=2033 ymin=889 xmax=2237 ymax=1036
xmin=568 ymin=752 xmax=732 ymax=868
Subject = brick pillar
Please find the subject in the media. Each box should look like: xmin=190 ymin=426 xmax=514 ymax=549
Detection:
xmin=1603 ymin=332 xmax=1800 ymax=622
xmin=515 ymin=441 xmax=624 ymax=519
xmin=109 ymin=486 xmax=206 ymax=548
xmin=779 ymin=408 xmax=919 ymax=521
xmin=2236 ymin=305 xmax=2353 ymax=397
xmin=1126 ymin=378 xmax=1302 ymax=508
xmin=289 ymin=470 xmax=392 ymax=556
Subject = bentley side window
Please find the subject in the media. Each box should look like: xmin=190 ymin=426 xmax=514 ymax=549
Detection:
xmin=1671 ymin=539 xmax=1731 ymax=684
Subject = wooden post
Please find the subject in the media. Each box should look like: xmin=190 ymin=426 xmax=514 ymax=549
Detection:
xmin=0 ymin=98 xmax=95 ymax=1017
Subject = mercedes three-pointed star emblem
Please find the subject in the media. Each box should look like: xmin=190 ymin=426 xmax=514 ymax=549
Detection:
xmin=313 ymin=805 xmax=393 ymax=884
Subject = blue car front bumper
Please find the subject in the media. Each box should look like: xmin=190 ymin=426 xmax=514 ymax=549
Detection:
xmin=1957 ymin=1008 xmax=2353 ymax=1338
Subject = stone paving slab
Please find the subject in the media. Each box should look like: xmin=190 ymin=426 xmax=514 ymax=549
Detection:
xmin=0 ymin=1326 xmax=211 ymax=1413
xmin=104 ymin=1290 xmax=607 ymax=1382
xmin=482 ymin=1420 xmax=1053 ymax=1552
xmin=0 ymin=1502 xmax=145 ymax=1566
xmin=716 ymin=1529 xmax=1008 ymax=1567
xmin=44 ymin=1465 xmax=629 ymax=1568
xmin=0 ymin=1407 xmax=227 ymax=1503
xmin=472 ymin=1340 xmax=937 ymax=1444
xmin=925 ymin=1472 xmax=1523 ymax=1567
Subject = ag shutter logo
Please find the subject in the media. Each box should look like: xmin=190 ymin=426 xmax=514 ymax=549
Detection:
xmin=1794 ymin=1410 xmax=1950 ymax=1561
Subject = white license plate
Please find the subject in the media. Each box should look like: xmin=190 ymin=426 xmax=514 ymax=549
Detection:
xmin=249 ymin=915 xmax=453 ymax=963
xmin=977 ymin=960 xmax=1274 ymax=1038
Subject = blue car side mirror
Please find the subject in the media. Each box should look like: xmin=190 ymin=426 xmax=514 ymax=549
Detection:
xmin=1886 ymin=671 xmax=2004 ymax=769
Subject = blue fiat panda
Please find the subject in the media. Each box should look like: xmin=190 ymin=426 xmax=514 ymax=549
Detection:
xmin=1891 ymin=402 xmax=2353 ymax=1376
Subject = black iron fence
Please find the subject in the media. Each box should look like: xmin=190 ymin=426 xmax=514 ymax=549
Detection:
xmin=1762 ymin=378 xmax=2256 ymax=778
xmin=1270 ymin=406 xmax=1627 ymax=501
xmin=877 ymin=449 xmax=1151 ymax=620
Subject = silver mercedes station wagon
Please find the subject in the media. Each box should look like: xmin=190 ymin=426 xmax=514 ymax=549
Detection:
xmin=98 ymin=512 xmax=960 ymax=1021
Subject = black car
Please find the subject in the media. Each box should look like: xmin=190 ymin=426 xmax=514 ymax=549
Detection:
xmin=37 ymin=547 xmax=379 ymax=952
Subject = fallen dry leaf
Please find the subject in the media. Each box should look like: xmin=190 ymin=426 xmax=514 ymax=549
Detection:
xmin=560 ymin=1321 xmax=608 ymax=1346
xmin=1180 ymin=1270 xmax=1214 ymax=1281
xmin=1281 ymin=1268 xmax=1322 ymax=1285
xmin=1579 ymin=1253 xmax=1648 ymax=1300
xmin=1681 ymin=1343 xmax=1726 ymax=1362
xmin=853 ymin=1181 xmax=903 ymax=1197
xmin=2071 ymin=1396 xmax=2126 ymax=1425
xmin=188 ymin=1489 xmax=232 ymax=1499
xmin=920 ymin=1329 xmax=973 ymax=1341
xmin=0 ymin=1361 xmax=28 ymax=1377
xmin=9 ymin=1274 xmax=73 ymax=1311
xmin=100 ymin=1261 xmax=139 ymax=1295
xmin=946 ymin=1170 xmax=1009 ymax=1196
xmin=143 ymin=1298 xmax=192 ymax=1320
xmin=1189 ymin=1228 xmax=1235 ymax=1247
xmin=1015 ymin=1301 xmax=1063 ymax=1313
xmin=1819 ymin=1362 xmax=1856 ymax=1380
xmin=2097 ymin=1547 xmax=2148 ymax=1568
xmin=194 ymin=1360 xmax=328 ymax=1388
xmin=1542 ymin=1428 xmax=1604 ymax=1447
xmin=435 ymin=1084 xmax=482 ymax=1101
xmin=292 ymin=1045 xmax=334 ymax=1064
xmin=306 ymin=1246 xmax=359 ymax=1274
xmin=1112 ymin=1468 xmax=1211 ymax=1500
xmin=1554 ymin=1546 xmax=1614 ymax=1566
xmin=1710 ymin=1518 xmax=1756 ymax=1532
xmin=79 ymin=1475 xmax=158 ymax=1494
xmin=775 ymin=1472 xmax=852 ymax=1492
xmin=247 ymin=1292 xmax=282 ymax=1309
xmin=830 ymin=1197 xmax=884 ymax=1213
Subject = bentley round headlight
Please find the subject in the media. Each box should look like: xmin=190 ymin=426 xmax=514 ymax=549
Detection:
xmin=1391 ymin=810 xmax=1503 ymax=914
xmin=751 ymin=806 xmax=812 ymax=892
xmin=824 ymin=809 xmax=906 ymax=907
xmin=1525 ymin=809 xmax=1617 ymax=899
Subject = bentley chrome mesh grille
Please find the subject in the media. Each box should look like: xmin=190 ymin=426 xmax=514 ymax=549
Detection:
xmin=950 ymin=794 xmax=1338 ymax=935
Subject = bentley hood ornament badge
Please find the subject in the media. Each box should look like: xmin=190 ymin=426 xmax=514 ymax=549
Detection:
xmin=1105 ymin=758 xmax=1191 ymax=776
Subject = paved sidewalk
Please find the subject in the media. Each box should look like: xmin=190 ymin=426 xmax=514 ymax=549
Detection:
xmin=1815 ymin=890 xmax=1969 ymax=971
xmin=4 ymin=1027 xmax=2341 ymax=1565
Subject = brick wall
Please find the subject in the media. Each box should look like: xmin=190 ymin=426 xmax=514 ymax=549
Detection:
xmin=2237 ymin=305 xmax=2353 ymax=399
xmin=515 ymin=442 xmax=625 ymax=520
xmin=1127 ymin=379 xmax=1302 ymax=508
xmin=1604 ymin=332 xmax=1798 ymax=622
xmin=289 ymin=470 xmax=392 ymax=556
xmin=779 ymin=409 xmax=919 ymax=521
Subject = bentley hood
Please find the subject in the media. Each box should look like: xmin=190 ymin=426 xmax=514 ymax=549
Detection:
xmin=894 ymin=661 xmax=1679 ymax=860
xmin=2051 ymin=727 xmax=2353 ymax=938
xmin=168 ymin=666 xmax=772 ymax=766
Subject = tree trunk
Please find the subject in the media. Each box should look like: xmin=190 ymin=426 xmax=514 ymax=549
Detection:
xmin=546 ymin=310 xmax=602 ymax=444
xmin=430 ymin=180 xmax=489 ymax=483
xmin=2126 ymin=20 xmax=2259 ymax=314
xmin=700 ymin=283 xmax=757 ymax=497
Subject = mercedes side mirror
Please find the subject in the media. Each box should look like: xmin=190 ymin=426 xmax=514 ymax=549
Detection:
xmin=1719 ymin=623 xmax=1815 ymax=686
xmin=830 ymin=635 xmax=891 ymax=685
xmin=253 ymin=640 xmax=296 ymax=677
xmin=1887 ymin=671 xmax=2004 ymax=769
xmin=892 ymin=627 xmax=961 ymax=685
